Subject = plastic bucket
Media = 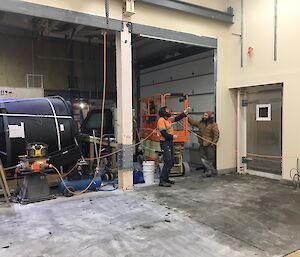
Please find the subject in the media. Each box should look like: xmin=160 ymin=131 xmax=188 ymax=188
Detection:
xmin=142 ymin=161 xmax=155 ymax=184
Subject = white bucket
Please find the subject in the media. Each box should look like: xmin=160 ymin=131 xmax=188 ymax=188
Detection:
xmin=142 ymin=161 xmax=155 ymax=184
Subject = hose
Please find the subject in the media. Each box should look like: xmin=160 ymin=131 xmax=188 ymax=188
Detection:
xmin=85 ymin=128 xmax=157 ymax=161
xmin=290 ymin=168 xmax=300 ymax=185
xmin=289 ymin=158 xmax=300 ymax=188
xmin=50 ymin=127 xmax=157 ymax=195
xmin=96 ymin=31 xmax=107 ymax=171
xmin=50 ymin=164 xmax=98 ymax=195
xmin=50 ymin=32 xmax=108 ymax=196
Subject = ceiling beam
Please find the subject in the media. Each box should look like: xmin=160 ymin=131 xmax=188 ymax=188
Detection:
xmin=131 ymin=23 xmax=217 ymax=48
xmin=46 ymin=20 xmax=60 ymax=34
xmin=138 ymin=0 xmax=234 ymax=24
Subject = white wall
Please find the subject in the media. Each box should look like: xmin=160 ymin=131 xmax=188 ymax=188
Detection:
xmin=226 ymin=0 xmax=300 ymax=180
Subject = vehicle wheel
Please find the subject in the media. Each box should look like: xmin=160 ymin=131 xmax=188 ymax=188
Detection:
xmin=182 ymin=162 xmax=190 ymax=176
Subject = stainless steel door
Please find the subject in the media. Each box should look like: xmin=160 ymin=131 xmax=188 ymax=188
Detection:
xmin=246 ymin=84 xmax=282 ymax=174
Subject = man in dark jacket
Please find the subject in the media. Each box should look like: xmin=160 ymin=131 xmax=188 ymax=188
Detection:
xmin=188 ymin=111 xmax=219 ymax=176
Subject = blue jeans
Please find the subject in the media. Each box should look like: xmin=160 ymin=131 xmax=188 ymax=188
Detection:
xmin=160 ymin=141 xmax=175 ymax=182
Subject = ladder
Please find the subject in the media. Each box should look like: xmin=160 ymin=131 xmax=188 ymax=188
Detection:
xmin=0 ymin=159 xmax=11 ymax=207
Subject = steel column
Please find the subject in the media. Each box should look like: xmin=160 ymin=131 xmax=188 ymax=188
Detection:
xmin=116 ymin=23 xmax=133 ymax=190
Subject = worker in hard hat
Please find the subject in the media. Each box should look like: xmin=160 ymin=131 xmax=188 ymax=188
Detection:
xmin=188 ymin=111 xmax=219 ymax=177
xmin=157 ymin=106 xmax=191 ymax=187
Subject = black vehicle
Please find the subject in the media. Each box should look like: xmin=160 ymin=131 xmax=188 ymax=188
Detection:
xmin=80 ymin=109 xmax=114 ymax=137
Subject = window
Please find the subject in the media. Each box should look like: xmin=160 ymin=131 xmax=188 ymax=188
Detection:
xmin=86 ymin=113 xmax=103 ymax=130
xmin=256 ymin=104 xmax=271 ymax=121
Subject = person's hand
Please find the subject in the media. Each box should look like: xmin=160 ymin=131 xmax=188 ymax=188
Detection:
xmin=184 ymin=107 xmax=192 ymax=115
xmin=173 ymin=135 xmax=178 ymax=139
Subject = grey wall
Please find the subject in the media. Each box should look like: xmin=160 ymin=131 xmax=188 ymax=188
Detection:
xmin=139 ymin=50 xmax=215 ymax=164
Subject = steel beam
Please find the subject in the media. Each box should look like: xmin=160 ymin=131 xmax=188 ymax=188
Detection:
xmin=138 ymin=0 xmax=234 ymax=24
xmin=131 ymin=23 xmax=217 ymax=48
xmin=0 ymin=0 xmax=122 ymax=31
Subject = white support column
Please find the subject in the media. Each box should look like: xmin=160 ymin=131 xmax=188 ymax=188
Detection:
xmin=237 ymin=88 xmax=247 ymax=174
xmin=116 ymin=23 xmax=133 ymax=190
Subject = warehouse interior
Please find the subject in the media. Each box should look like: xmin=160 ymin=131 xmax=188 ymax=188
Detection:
xmin=0 ymin=0 xmax=300 ymax=257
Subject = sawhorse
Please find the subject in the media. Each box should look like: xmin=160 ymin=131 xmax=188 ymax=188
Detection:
xmin=0 ymin=159 xmax=11 ymax=207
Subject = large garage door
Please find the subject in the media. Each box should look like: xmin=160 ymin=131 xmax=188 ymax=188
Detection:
xmin=139 ymin=50 xmax=215 ymax=165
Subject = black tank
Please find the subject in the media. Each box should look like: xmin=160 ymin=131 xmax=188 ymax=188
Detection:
xmin=0 ymin=96 xmax=80 ymax=177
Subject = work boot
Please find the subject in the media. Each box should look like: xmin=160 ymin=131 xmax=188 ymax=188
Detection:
xmin=205 ymin=169 xmax=213 ymax=177
xmin=212 ymin=169 xmax=218 ymax=176
xmin=166 ymin=179 xmax=175 ymax=184
xmin=201 ymin=158 xmax=213 ymax=169
xmin=159 ymin=181 xmax=172 ymax=187
xmin=206 ymin=168 xmax=218 ymax=177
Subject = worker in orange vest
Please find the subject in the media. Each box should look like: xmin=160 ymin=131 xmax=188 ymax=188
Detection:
xmin=157 ymin=106 xmax=191 ymax=187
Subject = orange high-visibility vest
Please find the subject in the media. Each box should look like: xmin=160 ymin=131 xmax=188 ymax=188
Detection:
xmin=157 ymin=116 xmax=175 ymax=141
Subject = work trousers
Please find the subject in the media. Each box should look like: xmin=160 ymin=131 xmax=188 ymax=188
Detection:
xmin=160 ymin=141 xmax=175 ymax=182
xmin=199 ymin=145 xmax=216 ymax=169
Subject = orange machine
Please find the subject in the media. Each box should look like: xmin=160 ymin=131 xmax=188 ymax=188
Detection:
xmin=139 ymin=93 xmax=190 ymax=176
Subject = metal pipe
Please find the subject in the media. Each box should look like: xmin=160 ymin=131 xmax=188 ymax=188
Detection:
xmin=274 ymin=0 xmax=278 ymax=61
xmin=31 ymin=38 xmax=35 ymax=83
xmin=237 ymin=89 xmax=241 ymax=173
xmin=140 ymin=54 xmax=214 ymax=76
xmin=213 ymin=49 xmax=217 ymax=122
xmin=297 ymin=158 xmax=300 ymax=191
xmin=241 ymin=0 xmax=244 ymax=68
xmin=140 ymin=72 xmax=214 ymax=88
xmin=189 ymin=92 xmax=214 ymax=97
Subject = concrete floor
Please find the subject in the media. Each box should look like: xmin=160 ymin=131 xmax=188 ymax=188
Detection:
xmin=0 ymin=172 xmax=299 ymax=257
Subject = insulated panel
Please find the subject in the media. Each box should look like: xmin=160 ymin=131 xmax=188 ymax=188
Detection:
xmin=140 ymin=74 xmax=214 ymax=96
xmin=140 ymin=60 xmax=213 ymax=88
